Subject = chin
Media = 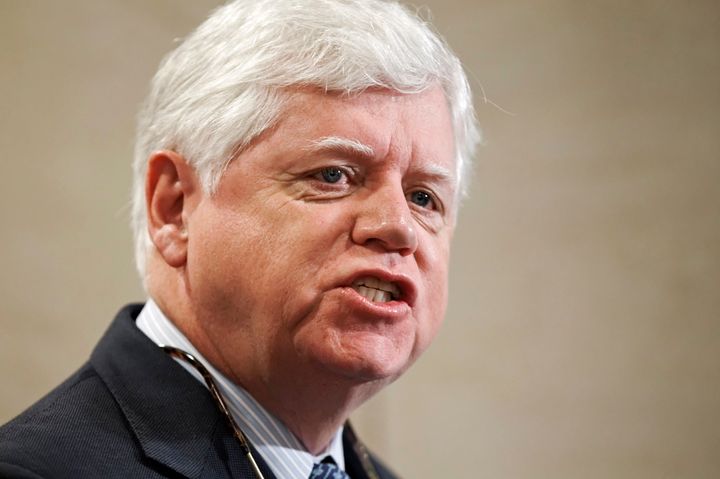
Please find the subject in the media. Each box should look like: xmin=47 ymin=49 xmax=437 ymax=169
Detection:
xmin=301 ymin=329 xmax=416 ymax=383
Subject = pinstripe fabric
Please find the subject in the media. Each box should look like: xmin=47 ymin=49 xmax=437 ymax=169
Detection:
xmin=136 ymin=299 xmax=346 ymax=479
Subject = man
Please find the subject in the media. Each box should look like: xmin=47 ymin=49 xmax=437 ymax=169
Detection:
xmin=0 ymin=0 xmax=479 ymax=477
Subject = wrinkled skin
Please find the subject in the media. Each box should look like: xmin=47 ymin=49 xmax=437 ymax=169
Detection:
xmin=148 ymin=85 xmax=457 ymax=451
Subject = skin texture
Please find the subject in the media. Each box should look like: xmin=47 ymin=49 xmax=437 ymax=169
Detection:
xmin=145 ymin=85 xmax=457 ymax=453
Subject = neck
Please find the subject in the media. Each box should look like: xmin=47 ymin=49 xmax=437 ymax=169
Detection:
xmin=191 ymin=326 xmax=377 ymax=454
xmin=241 ymin=369 xmax=380 ymax=454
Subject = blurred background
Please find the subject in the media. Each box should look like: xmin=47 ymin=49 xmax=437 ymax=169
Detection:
xmin=1 ymin=1 xmax=718 ymax=477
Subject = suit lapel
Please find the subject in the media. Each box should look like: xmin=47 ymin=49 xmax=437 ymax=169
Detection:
xmin=91 ymin=304 xmax=273 ymax=478
xmin=343 ymin=423 xmax=398 ymax=479
xmin=343 ymin=425 xmax=372 ymax=479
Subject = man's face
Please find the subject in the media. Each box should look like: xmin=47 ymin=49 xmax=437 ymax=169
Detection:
xmin=185 ymin=86 xmax=457 ymax=392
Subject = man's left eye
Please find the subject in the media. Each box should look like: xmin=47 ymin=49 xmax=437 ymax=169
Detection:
xmin=408 ymin=190 xmax=435 ymax=209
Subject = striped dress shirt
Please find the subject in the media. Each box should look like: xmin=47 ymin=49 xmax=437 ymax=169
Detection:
xmin=136 ymin=299 xmax=346 ymax=479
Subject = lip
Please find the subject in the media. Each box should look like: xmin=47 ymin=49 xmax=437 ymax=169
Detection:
xmin=344 ymin=269 xmax=418 ymax=308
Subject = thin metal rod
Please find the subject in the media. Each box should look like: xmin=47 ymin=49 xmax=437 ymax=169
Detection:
xmin=161 ymin=345 xmax=266 ymax=479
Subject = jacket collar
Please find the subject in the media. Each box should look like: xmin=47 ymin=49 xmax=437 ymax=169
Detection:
xmin=90 ymin=304 xmax=241 ymax=478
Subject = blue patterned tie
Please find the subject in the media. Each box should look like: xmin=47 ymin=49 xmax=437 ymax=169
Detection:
xmin=309 ymin=458 xmax=350 ymax=479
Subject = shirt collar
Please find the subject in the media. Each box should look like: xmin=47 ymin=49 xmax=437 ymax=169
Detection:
xmin=136 ymin=298 xmax=346 ymax=479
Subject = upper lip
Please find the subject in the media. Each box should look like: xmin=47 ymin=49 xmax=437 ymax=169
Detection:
xmin=344 ymin=269 xmax=418 ymax=307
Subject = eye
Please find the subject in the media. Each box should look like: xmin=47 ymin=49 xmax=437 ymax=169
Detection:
xmin=408 ymin=190 xmax=435 ymax=209
xmin=305 ymin=166 xmax=358 ymax=197
xmin=317 ymin=167 xmax=345 ymax=184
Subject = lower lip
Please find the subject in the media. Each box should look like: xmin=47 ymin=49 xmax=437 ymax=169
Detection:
xmin=337 ymin=287 xmax=412 ymax=320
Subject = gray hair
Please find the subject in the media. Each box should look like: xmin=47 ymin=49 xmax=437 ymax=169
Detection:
xmin=131 ymin=0 xmax=480 ymax=278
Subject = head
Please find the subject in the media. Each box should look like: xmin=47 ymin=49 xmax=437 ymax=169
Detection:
xmin=132 ymin=0 xmax=479 ymax=402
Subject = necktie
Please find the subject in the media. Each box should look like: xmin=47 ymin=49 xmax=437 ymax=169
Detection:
xmin=309 ymin=458 xmax=350 ymax=479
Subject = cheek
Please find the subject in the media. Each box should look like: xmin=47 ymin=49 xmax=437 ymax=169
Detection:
xmin=185 ymin=214 xmax=256 ymax=313
xmin=414 ymin=277 xmax=448 ymax=355
xmin=414 ymin=236 xmax=452 ymax=350
xmin=272 ymin=205 xmax=355 ymax=309
xmin=194 ymin=201 xmax=350 ymax=312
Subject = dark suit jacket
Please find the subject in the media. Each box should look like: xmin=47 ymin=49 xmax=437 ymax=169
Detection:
xmin=0 ymin=304 xmax=398 ymax=479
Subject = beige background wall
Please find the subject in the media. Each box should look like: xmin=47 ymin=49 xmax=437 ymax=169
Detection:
xmin=1 ymin=1 xmax=718 ymax=478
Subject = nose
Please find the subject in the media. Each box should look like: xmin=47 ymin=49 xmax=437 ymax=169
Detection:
xmin=351 ymin=185 xmax=418 ymax=256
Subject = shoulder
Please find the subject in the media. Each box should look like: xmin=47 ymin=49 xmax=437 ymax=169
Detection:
xmin=0 ymin=363 xmax=139 ymax=478
xmin=0 ymin=363 xmax=110 ymax=443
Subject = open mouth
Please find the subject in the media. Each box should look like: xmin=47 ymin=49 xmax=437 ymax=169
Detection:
xmin=351 ymin=276 xmax=401 ymax=303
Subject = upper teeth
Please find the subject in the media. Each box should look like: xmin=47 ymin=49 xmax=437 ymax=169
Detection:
xmin=351 ymin=276 xmax=400 ymax=302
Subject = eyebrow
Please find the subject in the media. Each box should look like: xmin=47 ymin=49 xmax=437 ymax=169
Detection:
xmin=306 ymin=135 xmax=456 ymax=187
xmin=305 ymin=136 xmax=375 ymax=159
xmin=415 ymin=163 xmax=455 ymax=185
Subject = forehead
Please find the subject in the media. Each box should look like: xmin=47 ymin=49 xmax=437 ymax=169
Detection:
xmin=274 ymin=86 xmax=456 ymax=179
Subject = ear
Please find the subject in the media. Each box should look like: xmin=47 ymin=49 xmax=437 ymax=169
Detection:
xmin=145 ymin=150 xmax=200 ymax=268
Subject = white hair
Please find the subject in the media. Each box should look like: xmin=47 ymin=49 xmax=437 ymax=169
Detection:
xmin=131 ymin=0 xmax=480 ymax=278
